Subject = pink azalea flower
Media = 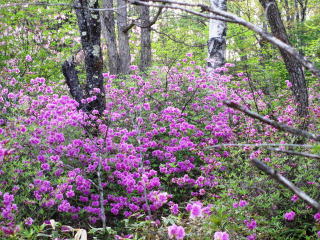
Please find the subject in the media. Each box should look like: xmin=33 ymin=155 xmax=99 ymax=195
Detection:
xmin=284 ymin=211 xmax=296 ymax=221
xmin=214 ymin=231 xmax=229 ymax=240
xmin=168 ymin=225 xmax=185 ymax=240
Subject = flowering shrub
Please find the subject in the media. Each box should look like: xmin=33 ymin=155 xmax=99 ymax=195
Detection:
xmin=1 ymin=54 xmax=320 ymax=239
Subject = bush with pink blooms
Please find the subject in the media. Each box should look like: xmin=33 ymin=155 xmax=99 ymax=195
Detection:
xmin=1 ymin=53 xmax=320 ymax=240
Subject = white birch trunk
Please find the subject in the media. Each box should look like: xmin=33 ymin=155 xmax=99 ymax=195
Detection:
xmin=207 ymin=0 xmax=227 ymax=71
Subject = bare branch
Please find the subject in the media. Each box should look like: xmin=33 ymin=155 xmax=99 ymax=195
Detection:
xmin=0 ymin=2 xmax=126 ymax=11
xmin=252 ymin=158 xmax=320 ymax=210
xmin=268 ymin=148 xmax=320 ymax=159
xmin=123 ymin=20 xmax=136 ymax=33
xmin=129 ymin=0 xmax=237 ymax=22
xmin=121 ymin=4 xmax=164 ymax=32
xmin=207 ymin=143 xmax=314 ymax=148
xmin=148 ymin=5 xmax=164 ymax=27
xmin=224 ymin=101 xmax=320 ymax=141
xmin=129 ymin=0 xmax=320 ymax=79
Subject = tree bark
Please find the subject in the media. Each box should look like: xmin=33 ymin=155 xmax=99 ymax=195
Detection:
xmin=294 ymin=0 xmax=300 ymax=22
xmin=117 ymin=0 xmax=131 ymax=74
xmin=62 ymin=57 xmax=84 ymax=109
xmin=259 ymin=0 xmax=309 ymax=120
xmin=207 ymin=0 xmax=227 ymax=71
xmin=62 ymin=0 xmax=106 ymax=114
xmin=139 ymin=4 xmax=152 ymax=71
xmin=102 ymin=0 xmax=121 ymax=74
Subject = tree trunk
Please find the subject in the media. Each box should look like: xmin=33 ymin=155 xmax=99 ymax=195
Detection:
xmin=62 ymin=57 xmax=84 ymax=108
xmin=259 ymin=0 xmax=309 ymax=120
xmin=294 ymin=0 xmax=300 ymax=22
xmin=117 ymin=0 xmax=131 ymax=74
xmin=102 ymin=0 xmax=121 ymax=75
xmin=62 ymin=0 xmax=106 ymax=114
xmin=207 ymin=0 xmax=227 ymax=71
xmin=283 ymin=0 xmax=291 ymax=23
xmin=139 ymin=4 xmax=152 ymax=72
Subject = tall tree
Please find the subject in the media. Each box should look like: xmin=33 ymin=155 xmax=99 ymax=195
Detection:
xmin=62 ymin=0 xmax=106 ymax=114
xmin=259 ymin=0 xmax=309 ymax=120
xmin=117 ymin=0 xmax=131 ymax=74
xmin=139 ymin=4 xmax=152 ymax=71
xmin=102 ymin=0 xmax=131 ymax=75
xmin=102 ymin=0 xmax=121 ymax=74
xmin=207 ymin=0 xmax=227 ymax=71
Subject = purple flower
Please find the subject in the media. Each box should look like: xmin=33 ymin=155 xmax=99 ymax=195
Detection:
xmin=314 ymin=212 xmax=320 ymax=221
xmin=65 ymin=190 xmax=75 ymax=198
xmin=186 ymin=202 xmax=203 ymax=218
xmin=214 ymin=231 xmax=229 ymax=240
xmin=291 ymin=194 xmax=299 ymax=202
xmin=239 ymin=200 xmax=248 ymax=207
xmin=25 ymin=55 xmax=32 ymax=62
xmin=170 ymin=204 xmax=179 ymax=215
xmin=244 ymin=219 xmax=257 ymax=230
xmin=232 ymin=202 xmax=239 ymax=208
xmin=58 ymin=200 xmax=71 ymax=212
xmin=24 ymin=217 xmax=34 ymax=226
xmin=129 ymin=65 xmax=138 ymax=71
xmin=284 ymin=211 xmax=296 ymax=221
xmin=41 ymin=163 xmax=50 ymax=171
xmin=168 ymin=225 xmax=185 ymax=240
xmin=285 ymin=80 xmax=292 ymax=88
xmin=247 ymin=234 xmax=256 ymax=240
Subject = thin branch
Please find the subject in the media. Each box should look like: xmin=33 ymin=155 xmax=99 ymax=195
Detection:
xmin=0 ymin=2 xmax=126 ymax=11
xmin=129 ymin=0 xmax=236 ymax=22
xmin=207 ymin=143 xmax=314 ymax=148
xmin=252 ymin=158 xmax=320 ymax=210
xmin=123 ymin=20 xmax=136 ymax=33
xmin=268 ymin=148 xmax=320 ymax=159
xmin=148 ymin=6 xmax=164 ymax=27
xmin=118 ymin=4 xmax=164 ymax=32
xmin=224 ymin=101 xmax=320 ymax=141
xmin=129 ymin=0 xmax=320 ymax=79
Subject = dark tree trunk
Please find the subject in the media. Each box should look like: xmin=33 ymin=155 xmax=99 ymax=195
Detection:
xmin=207 ymin=0 xmax=227 ymax=71
xmin=62 ymin=57 xmax=84 ymax=108
xmin=139 ymin=4 xmax=152 ymax=71
xmin=117 ymin=0 xmax=131 ymax=74
xmin=102 ymin=0 xmax=121 ymax=74
xmin=259 ymin=0 xmax=309 ymax=120
xmin=62 ymin=0 xmax=106 ymax=114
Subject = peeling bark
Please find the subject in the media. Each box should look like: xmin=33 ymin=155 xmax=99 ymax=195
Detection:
xmin=207 ymin=0 xmax=227 ymax=71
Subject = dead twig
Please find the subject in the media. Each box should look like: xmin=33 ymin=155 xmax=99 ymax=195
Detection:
xmin=268 ymin=148 xmax=320 ymax=159
xmin=224 ymin=101 xmax=320 ymax=141
xmin=252 ymin=158 xmax=320 ymax=210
